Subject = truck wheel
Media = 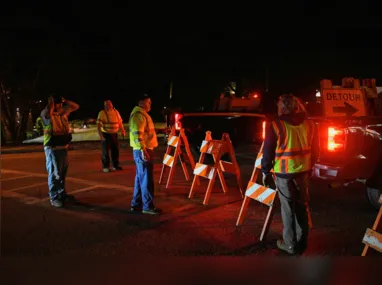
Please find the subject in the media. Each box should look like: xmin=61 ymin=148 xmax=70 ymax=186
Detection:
xmin=366 ymin=186 xmax=382 ymax=210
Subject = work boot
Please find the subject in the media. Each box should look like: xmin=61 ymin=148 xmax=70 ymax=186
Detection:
xmin=50 ymin=199 xmax=64 ymax=208
xmin=103 ymin=168 xmax=111 ymax=173
xmin=130 ymin=206 xmax=142 ymax=212
xmin=63 ymin=193 xmax=77 ymax=203
xmin=276 ymin=240 xmax=297 ymax=255
xmin=142 ymin=208 xmax=162 ymax=215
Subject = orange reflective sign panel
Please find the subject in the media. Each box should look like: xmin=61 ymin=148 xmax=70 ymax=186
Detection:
xmin=322 ymin=89 xmax=366 ymax=117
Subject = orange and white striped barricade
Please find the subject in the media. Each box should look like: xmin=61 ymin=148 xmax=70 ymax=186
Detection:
xmin=188 ymin=131 xmax=243 ymax=205
xmin=236 ymin=142 xmax=313 ymax=242
xmin=236 ymin=142 xmax=278 ymax=241
xmin=361 ymin=194 xmax=382 ymax=256
xmin=159 ymin=126 xmax=198 ymax=188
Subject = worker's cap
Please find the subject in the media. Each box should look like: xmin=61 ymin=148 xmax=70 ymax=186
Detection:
xmin=138 ymin=93 xmax=151 ymax=102
xmin=51 ymin=94 xmax=64 ymax=104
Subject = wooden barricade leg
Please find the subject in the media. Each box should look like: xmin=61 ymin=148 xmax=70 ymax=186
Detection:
xmin=189 ymin=152 xmax=206 ymax=199
xmin=236 ymin=167 xmax=260 ymax=226
xmin=217 ymin=168 xmax=228 ymax=194
xmin=362 ymin=200 xmax=382 ymax=256
xmin=224 ymin=133 xmax=243 ymax=198
xmin=260 ymin=191 xmax=278 ymax=242
xmin=178 ymin=150 xmax=190 ymax=181
xmin=159 ymin=126 xmax=176 ymax=185
xmin=165 ymin=145 xmax=180 ymax=188
xmin=159 ymin=144 xmax=171 ymax=184
xmin=202 ymin=169 xmax=219 ymax=205
xmin=181 ymin=129 xmax=200 ymax=186
xmin=236 ymin=196 xmax=251 ymax=226
xmin=213 ymin=153 xmax=228 ymax=194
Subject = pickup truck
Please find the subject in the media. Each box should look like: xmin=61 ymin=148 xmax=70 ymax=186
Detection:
xmin=311 ymin=114 xmax=382 ymax=210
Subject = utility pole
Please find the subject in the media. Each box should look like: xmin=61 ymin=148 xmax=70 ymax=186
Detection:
xmin=169 ymin=81 xmax=173 ymax=100
xmin=265 ymin=63 xmax=269 ymax=93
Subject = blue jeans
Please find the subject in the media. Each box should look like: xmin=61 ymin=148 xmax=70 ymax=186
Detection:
xmin=131 ymin=149 xmax=155 ymax=210
xmin=44 ymin=147 xmax=69 ymax=201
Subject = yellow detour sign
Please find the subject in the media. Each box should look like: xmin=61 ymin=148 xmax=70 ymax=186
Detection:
xmin=322 ymin=88 xmax=366 ymax=117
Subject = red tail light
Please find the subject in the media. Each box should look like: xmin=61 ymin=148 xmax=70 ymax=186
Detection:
xmin=175 ymin=113 xmax=183 ymax=130
xmin=262 ymin=121 xmax=266 ymax=140
xmin=328 ymin=127 xmax=346 ymax=152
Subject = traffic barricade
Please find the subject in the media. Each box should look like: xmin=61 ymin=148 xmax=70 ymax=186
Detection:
xmin=159 ymin=126 xmax=198 ymax=188
xmin=236 ymin=142 xmax=278 ymax=241
xmin=188 ymin=131 xmax=243 ymax=205
xmin=361 ymin=194 xmax=382 ymax=256
xmin=236 ymin=142 xmax=313 ymax=242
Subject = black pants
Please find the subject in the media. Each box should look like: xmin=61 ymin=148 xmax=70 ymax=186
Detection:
xmin=101 ymin=132 xmax=120 ymax=168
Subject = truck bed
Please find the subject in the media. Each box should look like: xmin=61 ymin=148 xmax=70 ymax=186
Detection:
xmin=178 ymin=112 xmax=265 ymax=150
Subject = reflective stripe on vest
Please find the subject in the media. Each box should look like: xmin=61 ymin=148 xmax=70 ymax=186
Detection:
xmin=129 ymin=107 xmax=157 ymax=150
xmin=272 ymin=118 xmax=314 ymax=174
xmin=100 ymin=110 xmax=120 ymax=133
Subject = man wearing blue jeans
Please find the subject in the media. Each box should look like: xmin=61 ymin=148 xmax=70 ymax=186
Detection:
xmin=129 ymin=94 xmax=161 ymax=215
xmin=41 ymin=94 xmax=79 ymax=208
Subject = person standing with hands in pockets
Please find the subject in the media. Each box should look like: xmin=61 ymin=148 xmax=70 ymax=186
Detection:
xmin=97 ymin=100 xmax=126 ymax=172
xmin=128 ymin=94 xmax=162 ymax=215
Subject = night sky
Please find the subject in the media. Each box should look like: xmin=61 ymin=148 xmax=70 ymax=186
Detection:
xmin=2 ymin=2 xmax=381 ymax=120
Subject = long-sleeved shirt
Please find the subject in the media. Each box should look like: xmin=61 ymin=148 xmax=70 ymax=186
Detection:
xmin=129 ymin=106 xmax=158 ymax=150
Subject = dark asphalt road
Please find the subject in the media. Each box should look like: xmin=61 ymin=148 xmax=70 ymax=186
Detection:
xmin=1 ymin=143 xmax=379 ymax=258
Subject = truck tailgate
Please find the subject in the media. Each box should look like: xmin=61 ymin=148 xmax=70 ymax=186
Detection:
xmin=181 ymin=113 xmax=265 ymax=148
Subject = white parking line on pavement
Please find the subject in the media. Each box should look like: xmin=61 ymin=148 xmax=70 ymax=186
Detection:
xmin=1 ymin=190 xmax=41 ymax=204
xmin=6 ymin=182 xmax=47 ymax=192
xmin=1 ymin=169 xmax=47 ymax=178
xmin=1 ymin=169 xmax=134 ymax=206
xmin=0 ymin=175 xmax=34 ymax=181
xmin=0 ymin=150 xmax=101 ymax=160
xmin=1 ymin=169 xmax=133 ymax=192
xmin=27 ymin=185 xmax=101 ymax=205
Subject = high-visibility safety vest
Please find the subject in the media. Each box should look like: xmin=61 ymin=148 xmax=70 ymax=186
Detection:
xmin=272 ymin=118 xmax=315 ymax=174
xmin=129 ymin=106 xmax=158 ymax=150
xmin=43 ymin=112 xmax=71 ymax=147
xmin=97 ymin=109 xmax=122 ymax=133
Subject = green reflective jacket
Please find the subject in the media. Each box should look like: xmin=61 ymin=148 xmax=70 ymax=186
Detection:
xmin=129 ymin=106 xmax=158 ymax=150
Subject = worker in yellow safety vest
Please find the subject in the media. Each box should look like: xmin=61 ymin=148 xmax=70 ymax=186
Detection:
xmin=128 ymin=94 xmax=161 ymax=215
xmin=97 ymin=100 xmax=126 ymax=172
xmin=41 ymin=94 xmax=80 ymax=208
xmin=261 ymin=93 xmax=318 ymax=255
